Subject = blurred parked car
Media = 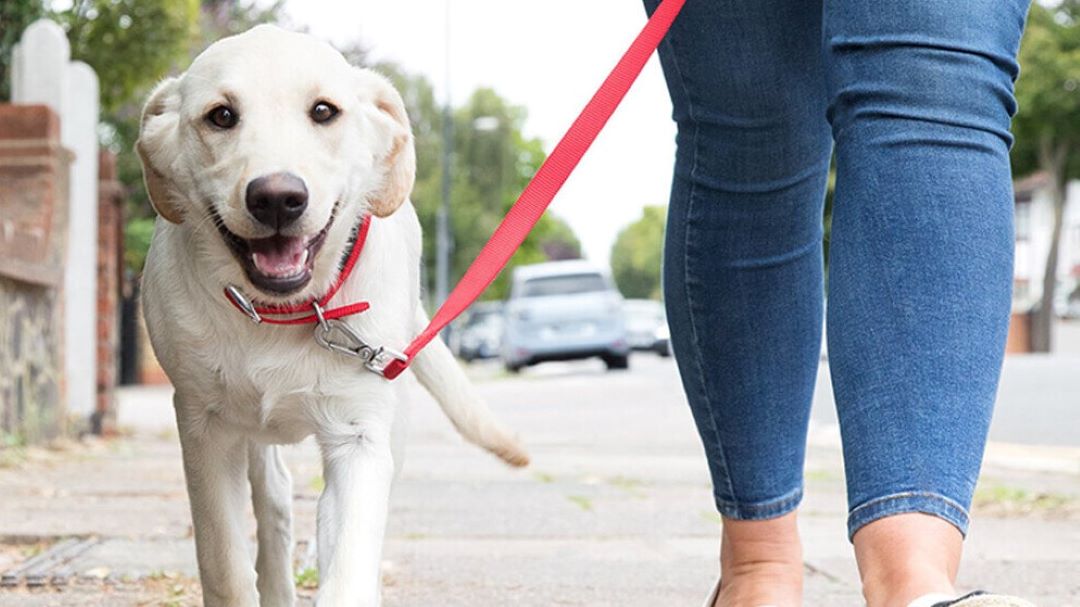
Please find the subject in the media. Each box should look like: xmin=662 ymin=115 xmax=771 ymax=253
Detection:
xmin=1055 ymin=286 xmax=1080 ymax=320
xmin=502 ymin=260 xmax=630 ymax=372
xmin=453 ymin=302 xmax=505 ymax=362
xmin=623 ymin=299 xmax=671 ymax=356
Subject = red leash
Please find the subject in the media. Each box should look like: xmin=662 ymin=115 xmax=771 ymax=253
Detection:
xmin=380 ymin=0 xmax=685 ymax=379
xmin=224 ymin=218 xmax=373 ymax=325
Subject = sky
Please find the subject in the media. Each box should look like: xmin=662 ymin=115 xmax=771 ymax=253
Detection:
xmin=277 ymin=0 xmax=678 ymax=267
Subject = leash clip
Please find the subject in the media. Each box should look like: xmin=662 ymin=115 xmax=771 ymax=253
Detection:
xmin=311 ymin=302 xmax=406 ymax=377
xmin=363 ymin=346 xmax=408 ymax=377
xmin=225 ymin=285 xmax=262 ymax=324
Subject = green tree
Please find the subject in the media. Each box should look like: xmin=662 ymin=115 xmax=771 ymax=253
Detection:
xmin=198 ymin=0 xmax=287 ymax=49
xmin=0 ymin=0 xmax=45 ymax=100
xmin=378 ymin=66 xmax=580 ymax=303
xmin=115 ymin=0 xmax=283 ymax=271
xmin=55 ymin=0 xmax=200 ymax=114
xmin=1011 ymin=1 xmax=1080 ymax=351
xmin=610 ymin=206 xmax=666 ymax=300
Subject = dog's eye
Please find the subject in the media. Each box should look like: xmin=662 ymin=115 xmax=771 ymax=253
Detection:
xmin=206 ymin=105 xmax=239 ymax=129
xmin=310 ymin=101 xmax=340 ymax=124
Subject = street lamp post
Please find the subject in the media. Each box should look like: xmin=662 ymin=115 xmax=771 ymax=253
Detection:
xmin=436 ymin=0 xmax=452 ymax=313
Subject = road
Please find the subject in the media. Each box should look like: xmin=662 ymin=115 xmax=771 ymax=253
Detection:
xmin=810 ymin=352 xmax=1080 ymax=449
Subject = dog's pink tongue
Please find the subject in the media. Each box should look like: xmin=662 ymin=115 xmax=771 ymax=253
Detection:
xmin=249 ymin=236 xmax=308 ymax=277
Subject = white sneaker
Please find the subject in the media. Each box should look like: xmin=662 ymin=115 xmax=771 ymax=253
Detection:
xmin=908 ymin=591 xmax=1037 ymax=607
xmin=702 ymin=576 xmax=721 ymax=607
xmin=702 ymin=577 xmax=782 ymax=607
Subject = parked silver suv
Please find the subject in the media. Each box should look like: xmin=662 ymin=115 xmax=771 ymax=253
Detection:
xmin=501 ymin=261 xmax=630 ymax=372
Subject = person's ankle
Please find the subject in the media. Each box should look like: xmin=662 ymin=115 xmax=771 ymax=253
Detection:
xmin=860 ymin=561 xmax=955 ymax=607
xmin=715 ymin=512 xmax=803 ymax=607
xmin=853 ymin=514 xmax=963 ymax=607
xmin=715 ymin=557 xmax=803 ymax=607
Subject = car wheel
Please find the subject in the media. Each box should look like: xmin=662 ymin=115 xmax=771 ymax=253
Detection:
xmin=505 ymin=363 xmax=523 ymax=374
xmin=603 ymin=354 xmax=630 ymax=371
xmin=655 ymin=342 xmax=671 ymax=357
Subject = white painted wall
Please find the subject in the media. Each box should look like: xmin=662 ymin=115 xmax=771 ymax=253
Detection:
xmin=12 ymin=19 xmax=100 ymax=421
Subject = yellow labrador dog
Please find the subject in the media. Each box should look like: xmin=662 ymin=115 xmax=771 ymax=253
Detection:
xmin=137 ymin=25 xmax=528 ymax=606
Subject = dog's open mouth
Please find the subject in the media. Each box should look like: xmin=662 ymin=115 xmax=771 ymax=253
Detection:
xmin=214 ymin=208 xmax=336 ymax=296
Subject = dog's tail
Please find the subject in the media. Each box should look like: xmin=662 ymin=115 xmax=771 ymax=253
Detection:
xmin=409 ymin=310 xmax=529 ymax=467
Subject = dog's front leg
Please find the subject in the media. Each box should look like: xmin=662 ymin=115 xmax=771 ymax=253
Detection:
xmin=313 ymin=407 xmax=395 ymax=606
xmin=248 ymin=441 xmax=296 ymax=607
xmin=175 ymin=395 xmax=259 ymax=607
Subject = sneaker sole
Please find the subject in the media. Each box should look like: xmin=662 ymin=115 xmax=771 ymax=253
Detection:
xmin=948 ymin=596 xmax=1036 ymax=607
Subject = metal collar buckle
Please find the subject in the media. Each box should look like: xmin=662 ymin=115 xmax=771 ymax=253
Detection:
xmin=311 ymin=303 xmax=406 ymax=376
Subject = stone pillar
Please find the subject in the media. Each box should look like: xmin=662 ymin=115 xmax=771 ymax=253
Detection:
xmin=12 ymin=19 xmax=101 ymax=426
xmin=0 ymin=104 xmax=72 ymax=442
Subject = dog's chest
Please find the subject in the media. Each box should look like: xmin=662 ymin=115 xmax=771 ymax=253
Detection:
xmin=209 ymin=336 xmax=354 ymax=442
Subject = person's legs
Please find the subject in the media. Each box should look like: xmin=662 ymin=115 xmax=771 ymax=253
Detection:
xmin=822 ymin=0 xmax=1030 ymax=604
xmin=644 ymin=0 xmax=831 ymax=603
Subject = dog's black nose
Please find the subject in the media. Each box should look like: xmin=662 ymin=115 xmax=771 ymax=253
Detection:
xmin=245 ymin=172 xmax=308 ymax=229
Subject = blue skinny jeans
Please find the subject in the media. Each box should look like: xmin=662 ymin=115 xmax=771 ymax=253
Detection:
xmin=643 ymin=0 xmax=1030 ymax=539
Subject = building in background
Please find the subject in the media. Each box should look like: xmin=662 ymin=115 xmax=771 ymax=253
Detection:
xmin=1013 ymin=173 xmax=1080 ymax=312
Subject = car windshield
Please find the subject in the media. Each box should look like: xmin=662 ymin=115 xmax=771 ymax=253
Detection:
xmin=519 ymin=273 xmax=607 ymax=297
xmin=469 ymin=313 xmax=502 ymax=330
xmin=465 ymin=310 xmax=500 ymax=328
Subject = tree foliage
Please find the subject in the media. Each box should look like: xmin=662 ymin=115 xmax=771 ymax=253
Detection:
xmin=610 ymin=206 xmax=666 ymax=300
xmin=1011 ymin=1 xmax=1080 ymax=350
xmin=1012 ymin=3 xmax=1080 ymax=178
xmin=55 ymin=0 xmax=200 ymax=114
xmin=379 ymin=65 xmax=580 ymax=302
xmin=0 ymin=0 xmax=45 ymax=101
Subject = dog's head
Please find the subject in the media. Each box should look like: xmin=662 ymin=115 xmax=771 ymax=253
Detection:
xmin=137 ymin=25 xmax=414 ymax=300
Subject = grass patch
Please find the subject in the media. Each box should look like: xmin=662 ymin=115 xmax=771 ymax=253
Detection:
xmin=974 ymin=483 xmax=1076 ymax=517
xmin=533 ymin=471 xmax=555 ymax=484
xmin=295 ymin=566 xmax=319 ymax=589
xmin=0 ymin=432 xmax=27 ymax=469
xmin=608 ymin=475 xmax=644 ymax=490
xmin=608 ymin=475 xmax=648 ymax=498
xmin=139 ymin=572 xmax=201 ymax=607
xmin=146 ymin=569 xmax=181 ymax=582
xmin=566 ymin=495 xmax=594 ymax=512
xmin=805 ymin=468 xmax=840 ymax=483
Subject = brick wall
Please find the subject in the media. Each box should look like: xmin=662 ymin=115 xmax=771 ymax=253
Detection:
xmin=0 ymin=105 xmax=71 ymax=443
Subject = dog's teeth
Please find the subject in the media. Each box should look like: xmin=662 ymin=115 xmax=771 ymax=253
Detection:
xmin=301 ymin=249 xmax=309 ymax=265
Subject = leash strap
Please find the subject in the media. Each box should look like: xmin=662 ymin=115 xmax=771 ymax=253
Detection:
xmin=381 ymin=0 xmax=685 ymax=380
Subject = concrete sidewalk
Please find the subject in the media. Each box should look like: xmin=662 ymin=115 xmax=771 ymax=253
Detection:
xmin=1 ymin=356 xmax=1078 ymax=606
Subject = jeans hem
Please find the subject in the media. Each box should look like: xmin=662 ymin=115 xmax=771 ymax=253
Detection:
xmin=715 ymin=485 xmax=803 ymax=521
xmin=846 ymin=491 xmax=971 ymax=542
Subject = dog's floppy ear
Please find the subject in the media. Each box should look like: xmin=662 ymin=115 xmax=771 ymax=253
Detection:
xmin=136 ymin=77 xmax=185 ymax=224
xmin=355 ymin=69 xmax=416 ymax=218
